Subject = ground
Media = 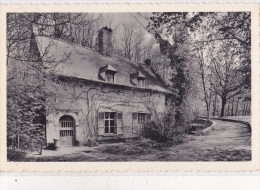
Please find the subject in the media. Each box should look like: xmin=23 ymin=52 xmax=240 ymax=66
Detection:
xmin=26 ymin=118 xmax=251 ymax=162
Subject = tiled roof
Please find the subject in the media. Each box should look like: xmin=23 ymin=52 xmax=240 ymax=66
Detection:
xmin=35 ymin=36 xmax=171 ymax=93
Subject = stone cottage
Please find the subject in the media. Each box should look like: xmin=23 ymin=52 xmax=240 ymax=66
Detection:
xmin=32 ymin=27 xmax=174 ymax=147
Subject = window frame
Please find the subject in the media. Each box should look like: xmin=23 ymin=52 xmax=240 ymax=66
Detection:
xmin=104 ymin=112 xmax=116 ymax=135
xmin=106 ymin=71 xmax=115 ymax=83
xmin=59 ymin=115 xmax=75 ymax=137
xmin=137 ymin=78 xmax=145 ymax=87
xmin=137 ymin=113 xmax=146 ymax=125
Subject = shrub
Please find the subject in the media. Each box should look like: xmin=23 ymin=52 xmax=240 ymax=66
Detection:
xmin=82 ymin=138 xmax=98 ymax=147
xmin=7 ymin=148 xmax=27 ymax=161
xmin=141 ymin=112 xmax=187 ymax=143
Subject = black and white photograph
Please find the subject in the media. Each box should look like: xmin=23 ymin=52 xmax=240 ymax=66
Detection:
xmin=6 ymin=11 xmax=252 ymax=162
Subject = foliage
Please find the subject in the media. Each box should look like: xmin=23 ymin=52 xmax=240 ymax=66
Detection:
xmin=147 ymin=12 xmax=251 ymax=118
xmin=7 ymin=58 xmax=46 ymax=151
xmin=188 ymin=12 xmax=251 ymax=117
xmin=83 ymin=138 xmax=99 ymax=147
xmin=7 ymin=148 xmax=27 ymax=162
xmin=7 ymin=13 xmax=61 ymax=151
xmin=142 ymin=112 xmax=186 ymax=144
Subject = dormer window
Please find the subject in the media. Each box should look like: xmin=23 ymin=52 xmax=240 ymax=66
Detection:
xmin=130 ymin=71 xmax=146 ymax=87
xmin=99 ymin=64 xmax=117 ymax=83
xmin=106 ymin=71 xmax=115 ymax=83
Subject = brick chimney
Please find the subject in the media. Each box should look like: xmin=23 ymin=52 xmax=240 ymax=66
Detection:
xmin=98 ymin=27 xmax=113 ymax=56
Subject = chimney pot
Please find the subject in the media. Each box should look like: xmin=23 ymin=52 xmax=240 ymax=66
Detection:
xmin=145 ymin=59 xmax=151 ymax=66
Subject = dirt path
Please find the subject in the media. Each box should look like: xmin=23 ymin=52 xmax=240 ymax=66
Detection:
xmin=182 ymin=119 xmax=251 ymax=151
xmin=27 ymin=120 xmax=251 ymax=162
xmin=139 ymin=119 xmax=251 ymax=161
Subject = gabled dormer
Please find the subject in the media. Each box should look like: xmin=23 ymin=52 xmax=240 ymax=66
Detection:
xmin=130 ymin=71 xmax=146 ymax=87
xmin=99 ymin=64 xmax=117 ymax=83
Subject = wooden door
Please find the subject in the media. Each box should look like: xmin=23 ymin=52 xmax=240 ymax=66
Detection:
xmin=59 ymin=115 xmax=75 ymax=146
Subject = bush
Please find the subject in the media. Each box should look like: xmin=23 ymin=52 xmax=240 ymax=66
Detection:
xmin=141 ymin=112 xmax=186 ymax=144
xmin=7 ymin=148 xmax=27 ymax=161
xmin=82 ymin=138 xmax=98 ymax=147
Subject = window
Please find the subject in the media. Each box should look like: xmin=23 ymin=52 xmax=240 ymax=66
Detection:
xmin=60 ymin=115 xmax=75 ymax=128
xmin=59 ymin=115 xmax=75 ymax=140
xmin=130 ymin=71 xmax=146 ymax=87
xmin=104 ymin=112 xmax=116 ymax=134
xmin=99 ymin=65 xmax=117 ymax=82
xmin=137 ymin=113 xmax=146 ymax=132
xmin=106 ymin=71 xmax=115 ymax=83
xmin=60 ymin=130 xmax=74 ymax=137
xmin=137 ymin=78 xmax=145 ymax=87
xmin=138 ymin=113 xmax=146 ymax=125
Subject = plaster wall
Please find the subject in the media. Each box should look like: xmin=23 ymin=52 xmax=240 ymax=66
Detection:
xmin=46 ymin=79 xmax=167 ymax=145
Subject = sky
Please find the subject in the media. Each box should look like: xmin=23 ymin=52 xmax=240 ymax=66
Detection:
xmin=92 ymin=13 xmax=156 ymax=46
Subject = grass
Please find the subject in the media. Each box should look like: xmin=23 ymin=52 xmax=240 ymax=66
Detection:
xmin=95 ymin=139 xmax=251 ymax=161
xmin=24 ymin=142 xmax=251 ymax=162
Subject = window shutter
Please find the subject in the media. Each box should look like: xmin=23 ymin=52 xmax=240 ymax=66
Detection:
xmin=146 ymin=113 xmax=151 ymax=123
xmin=132 ymin=112 xmax=138 ymax=134
xmin=98 ymin=112 xmax=105 ymax=135
xmin=116 ymin=112 xmax=123 ymax=135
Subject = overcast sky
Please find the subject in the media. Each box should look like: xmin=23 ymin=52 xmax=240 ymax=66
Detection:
xmin=91 ymin=13 xmax=155 ymax=46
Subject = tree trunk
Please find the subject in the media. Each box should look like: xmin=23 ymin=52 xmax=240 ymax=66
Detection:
xmin=227 ymin=101 xmax=230 ymax=116
xmin=206 ymin=102 xmax=210 ymax=121
xmin=242 ymin=101 xmax=246 ymax=116
xmin=39 ymin=142 xmax=42 ymax=155
xmin=208 ymin=91 xmax=212 ymax=115
xmin=213 ymin=94 xmax=217 ymax=116
xmin=231 ymin=96 xmax=235 ymax=116
xmin=220 ymin=96 xmax=227 ymax=117
xmin=247 ymin=102 xmax=251 ymax=115
xmin=235 ymin=98 xmax=240 ymax=116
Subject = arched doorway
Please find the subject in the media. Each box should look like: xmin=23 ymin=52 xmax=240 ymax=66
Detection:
xmin=59 ymin=115 xmax=75 ymax=146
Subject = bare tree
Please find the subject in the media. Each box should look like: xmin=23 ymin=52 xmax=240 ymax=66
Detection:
xmin=118 ymin=24 xmax=144 ymax=61
xmin=192 ymin=46 xmax=213 ymax=120
xmin=209 ymin=41 xmax=248 ymax=117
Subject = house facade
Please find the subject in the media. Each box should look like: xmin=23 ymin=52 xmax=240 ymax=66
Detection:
xmin=33 ymin=27 xmax=173 ymax=147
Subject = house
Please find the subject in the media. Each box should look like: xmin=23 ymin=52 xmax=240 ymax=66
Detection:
xmin=32 ymin=27 xmax=174 ymax=147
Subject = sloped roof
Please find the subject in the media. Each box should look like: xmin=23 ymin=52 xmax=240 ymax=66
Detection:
xmin=131 ymin=71 xmax=146 ymax=79
xmin=100 ymin=64 xmax=117 ymax=73
xmin=35 ymin=36 xmax=171 ymax=93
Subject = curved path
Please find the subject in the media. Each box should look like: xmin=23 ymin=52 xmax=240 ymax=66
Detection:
xmin=147 ymin=119 xmax=251 ymax=161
